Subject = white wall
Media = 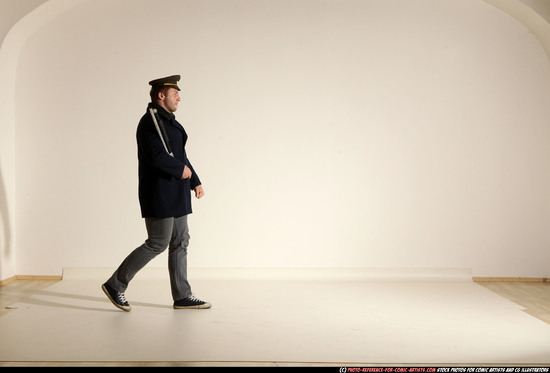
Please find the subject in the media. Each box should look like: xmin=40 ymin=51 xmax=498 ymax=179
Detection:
xmin=0 ymin=0 xmax=77 ymax=280
xmin=5 ymin=0 xmax=550 ymax=278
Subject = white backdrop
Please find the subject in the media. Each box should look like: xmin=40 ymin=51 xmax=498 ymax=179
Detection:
xmin=9 ymin=0 xmax=550 ymax=277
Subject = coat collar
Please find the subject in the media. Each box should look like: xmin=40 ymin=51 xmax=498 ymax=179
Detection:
xmin=148 ymin=102 xmax=175 ymax=121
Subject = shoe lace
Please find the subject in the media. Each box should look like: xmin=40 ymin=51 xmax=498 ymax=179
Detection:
xmin=117 ymin=292 xmax=128 ymax=303
xmin=188 ymin=294 xmax=202 ymax=302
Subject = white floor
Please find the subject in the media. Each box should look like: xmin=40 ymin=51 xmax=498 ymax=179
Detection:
xmin=1 ymin=268 xmax=550 ymax=365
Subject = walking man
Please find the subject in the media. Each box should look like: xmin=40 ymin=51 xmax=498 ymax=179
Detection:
xmin=102 ymin=75 xmax=211 ymax=311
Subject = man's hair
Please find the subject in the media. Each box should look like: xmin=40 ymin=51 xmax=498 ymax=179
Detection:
xmin=150 ymin=86 xmax=170 ymax=102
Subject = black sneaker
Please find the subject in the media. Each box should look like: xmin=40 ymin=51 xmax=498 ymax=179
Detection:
xmin=102 ymin=283 xmax=132 ymax=312
xmin=173 ymin=294 xmax=212 ymax=309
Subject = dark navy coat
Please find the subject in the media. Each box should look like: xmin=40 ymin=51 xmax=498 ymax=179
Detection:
xmin=136 ymin=102 xmax=201 ymax=218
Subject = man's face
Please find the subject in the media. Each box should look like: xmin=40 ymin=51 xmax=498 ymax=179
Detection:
xmin=160 ymin=87 xmax=180 ymax=113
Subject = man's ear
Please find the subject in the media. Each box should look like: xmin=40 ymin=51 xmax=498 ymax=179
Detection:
xmin=157 ymin=91 xmax=165 ymax=100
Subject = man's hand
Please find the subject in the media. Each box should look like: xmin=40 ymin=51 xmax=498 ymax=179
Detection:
xmin=181 ymin=165 xmax=192 ymax=179
xmin=194 ymin=185 xmax=205 ymax=199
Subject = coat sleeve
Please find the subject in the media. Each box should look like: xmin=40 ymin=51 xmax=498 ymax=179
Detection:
xmin=185 ymin=153 xmax=202 ymax=189
xmin=137 ymin=116 xmax=185 ymax=180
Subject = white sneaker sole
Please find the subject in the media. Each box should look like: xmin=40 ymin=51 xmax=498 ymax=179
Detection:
xmin=102 ymin=284 xmax=132 ymax=312
xmin=173 ymin=302 xmax=212 ymax=309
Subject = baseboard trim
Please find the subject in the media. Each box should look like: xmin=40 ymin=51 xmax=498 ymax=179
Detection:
xmin=0 ymin=275 xmax=63 ymax=286
xmin=473 ymin=277 xmax=550 ymax=283
xmin=15 ymin=275 xmax=63 ymax=281
xmin=0 ymin=276 xmax=16 ymax=286
xmin=2 ymin=273 xmax=549 ymax=284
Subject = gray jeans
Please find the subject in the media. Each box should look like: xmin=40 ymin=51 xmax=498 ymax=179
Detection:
xmin=107 ymin=215 xmax=192 ymax=301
